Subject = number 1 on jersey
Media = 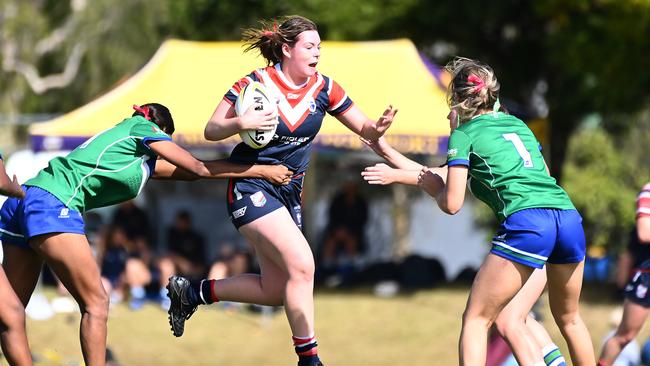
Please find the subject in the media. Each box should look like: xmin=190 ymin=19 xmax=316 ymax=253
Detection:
xmin=502 ymin=133 xmax=533 ymax=168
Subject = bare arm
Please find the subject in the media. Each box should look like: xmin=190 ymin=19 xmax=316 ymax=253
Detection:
xmin=639 ymin=216 xmax=650 ymax=243
xmin=335 ymin=104 xmax=397 ymax=141
xmin=0 ymin=160 xmax=24 ymax=198
xmin=361 ymin=163 xmax=420 ymax=186
xmin=362 ymin=137 xmax=423 ymax=170
xmin=418 ymin=165 xmax=467 ymax=215
xmin=204 ymin=99 xmax=278 ymax=141
xmin=148 ymin=140 xmax=292 ymax=185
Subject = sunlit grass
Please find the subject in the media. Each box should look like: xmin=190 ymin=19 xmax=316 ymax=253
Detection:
xmin=2 ymin=284 xmax=644 ymax=366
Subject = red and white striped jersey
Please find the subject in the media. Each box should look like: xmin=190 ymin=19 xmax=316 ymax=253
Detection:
xmin=224 ymin=64 xmax=353 ymax=173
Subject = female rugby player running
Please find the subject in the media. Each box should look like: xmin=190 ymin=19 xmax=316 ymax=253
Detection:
xmin=0 ymin=103 xmax=291 ymax=366
xmin=166 ymin=15 xmax=397 ymax=366
xmin=361 ymin=57 xmax=594 ymax=365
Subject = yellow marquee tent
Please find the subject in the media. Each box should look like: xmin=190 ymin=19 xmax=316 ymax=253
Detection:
xmin=30 ymin=39 xmax=451 ymax=154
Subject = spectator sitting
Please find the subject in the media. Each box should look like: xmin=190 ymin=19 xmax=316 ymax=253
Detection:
xmin=163 ymin=210 xmax=208 ymax=280
xmin=319 ymin=181 xmax=368 ymax=282
xmin=98 ymin=225 xmax=130 ymax=304
xmin=110 ymin=200 xmax=171 ymax=310
xmin=209 ymin=242 xmax=252 ymax=281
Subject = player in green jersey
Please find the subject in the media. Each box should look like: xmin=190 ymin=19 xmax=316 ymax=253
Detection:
xmin=0 ymin=103 xmax=292 ymax=366
xmin=361 ymin=57 xmax=594 ymax=366
xmin=0 ymin=152 xmax=31 ymax=366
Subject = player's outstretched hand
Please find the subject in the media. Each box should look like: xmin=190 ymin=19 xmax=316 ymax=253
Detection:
xmin=417 ymin=166 xmax=445 ymax=198
xmin=375 ymin=105 xmax=398 ymax=137
xmin=239 ymin=104 xmax=278 ymax=131
xmin=361 ymin=163 xmax=398 ymax=185
xmin=262 ymin=164 xmax=294 ymax=185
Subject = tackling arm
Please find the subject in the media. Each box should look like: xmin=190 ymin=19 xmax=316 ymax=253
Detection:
xmin=149 ymin=140 xmax=292 ymax=184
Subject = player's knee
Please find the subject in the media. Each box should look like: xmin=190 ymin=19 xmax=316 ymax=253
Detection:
xmin=287 ymin=258 xmax=315 ymax=284
xmin=462 ymin=308 xmax=494 ymax=330
xmin=80 ymin=290 xmax=110 ymax=322
xmin=551 ymin=309 xmax=581 ymax=330
xmin=494 ymin=315 xmax=517 ymax=339
xmin=1 ymin=300 xmax=26 ymax=329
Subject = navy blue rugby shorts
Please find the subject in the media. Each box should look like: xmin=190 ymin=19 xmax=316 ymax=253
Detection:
xmin=226 ymin=174 xmax=304 ymax=230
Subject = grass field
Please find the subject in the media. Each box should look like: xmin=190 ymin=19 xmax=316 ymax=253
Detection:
xmin=3 ymin=284 xmax=647 ymax=366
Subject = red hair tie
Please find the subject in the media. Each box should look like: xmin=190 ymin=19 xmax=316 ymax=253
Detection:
xmin=263 ymin=30 xmax=274 ymax=37
xmin=132 ymin=104 xmax=151 ymax=121
xmin=273 ymin=21 xmax=278 ymax=32
xmin=467 ymin=74 xmax=485 ymax=94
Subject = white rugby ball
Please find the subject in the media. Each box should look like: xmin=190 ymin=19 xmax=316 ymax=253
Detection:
xmin=235 ymin=81 xmax=277 ymax=149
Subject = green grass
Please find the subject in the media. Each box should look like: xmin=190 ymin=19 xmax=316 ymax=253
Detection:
xmin=4 ymin=284 xmax=647 ymax=366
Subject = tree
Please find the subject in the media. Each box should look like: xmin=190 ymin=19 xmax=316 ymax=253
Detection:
xmin=0 ymin=0 xmax=167 ymax=118
xmin=374 ymin=0 xmax=650 ymax=181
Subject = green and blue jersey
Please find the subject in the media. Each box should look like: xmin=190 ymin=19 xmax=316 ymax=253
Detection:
xmin=26 ymin=116 xmax=171 ymax=212
xmin=446 ymin=112 xmax=574 ymax=222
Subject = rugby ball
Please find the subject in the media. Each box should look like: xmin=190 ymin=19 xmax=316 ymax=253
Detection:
xmin=235 ymin=81 xmax=277 ymax=149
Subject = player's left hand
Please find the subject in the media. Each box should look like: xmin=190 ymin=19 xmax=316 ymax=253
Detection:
xmin=417 ymin=166 xmax=445 ymax=198
xmin=263 ymin=164 xmax=294 ymax=185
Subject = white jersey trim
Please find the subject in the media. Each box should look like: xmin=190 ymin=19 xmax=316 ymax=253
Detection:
xmin=260 ymin=69 xmax=324 ymax=127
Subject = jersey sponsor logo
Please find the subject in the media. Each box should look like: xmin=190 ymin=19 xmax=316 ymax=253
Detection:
xmin=276 ymin=135 xmax=310 ymax=146
xmin=637 ymin=283 xmax=648 ymax=299
xmin=447 ymin=148 xmax=458 ymax=158
xmin=287 ymin=92 xmax=300 ymax=100
xmin=232 ymin=206 xmax=247 ymax=219
xmin=250 ymin=191 xmax=267 ymax=207
xmin=58 ymin=208 xmax=70 ymax=219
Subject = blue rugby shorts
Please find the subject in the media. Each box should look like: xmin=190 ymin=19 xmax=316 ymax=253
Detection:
xmin=490 ymin=208 xmax=586 ymax=269
xmin=0 ymin=185 xmax=85 ymax=248
xmin=226 ymin=175 xmax=304 ymax=230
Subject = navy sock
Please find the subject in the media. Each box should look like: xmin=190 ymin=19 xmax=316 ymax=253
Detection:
xmin=187 ymin=280 xmax=203 ymax=306
xmin=191 ymin=279 xmax=217 ymax=305
xmin=297 ymin=355 xmax=321 ymax=366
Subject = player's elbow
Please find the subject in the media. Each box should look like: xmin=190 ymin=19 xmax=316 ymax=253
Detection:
xmin=441 ymin=198 xmax=463 ymax=215
xmin=203 ymin=125 xmax=217 ymax=141
xmin=203 ymin=120 xmax=223 ymax=141
xmin=443 ymin=205 xmax=462 ymax=215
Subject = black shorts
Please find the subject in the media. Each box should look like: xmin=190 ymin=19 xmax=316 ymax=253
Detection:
xmin=226 ymin=174 xmax=304 ymax=230
xmin=624 ymin=270 xmax=650 ymax=307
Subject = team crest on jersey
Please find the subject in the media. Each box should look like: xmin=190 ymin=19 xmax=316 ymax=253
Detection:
xmin=250 ymin=191 xmax=267 ymax=207
xmin=308 ymin=98 xmax=317 ymax=114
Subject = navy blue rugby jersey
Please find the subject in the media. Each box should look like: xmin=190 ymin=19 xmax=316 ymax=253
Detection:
xmin=223 ymin=63 xmax=354 ymax=174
